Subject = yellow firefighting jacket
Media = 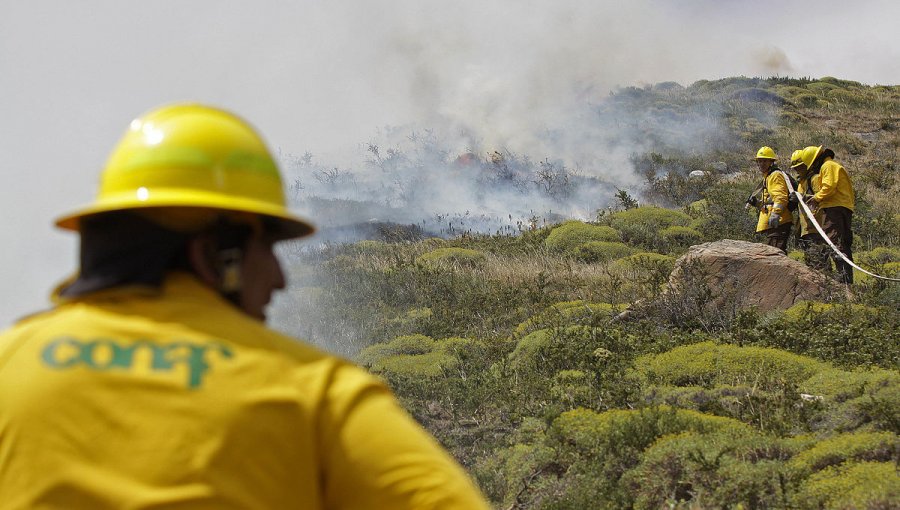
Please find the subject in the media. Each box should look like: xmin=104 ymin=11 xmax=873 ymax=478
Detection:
xmin=755 ymin=169 xmax=794 ymax=233
xmin=797 ymin=168 xmax=824 ymax=237
xmin=0 ymin=272 xmax=489 ymax=509
xmin=814 ymin=158 xmax=855 ymax=212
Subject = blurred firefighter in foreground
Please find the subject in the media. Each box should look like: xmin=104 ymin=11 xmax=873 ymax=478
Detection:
xmin=747 ymin=146 xmax=793 ymax=254
xmin=0 ymin=104 xmax=489 ymax=509
xmin=791 ymin=145 xmax=856 ymax=284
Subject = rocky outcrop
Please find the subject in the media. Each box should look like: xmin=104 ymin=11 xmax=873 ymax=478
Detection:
xmin=666 ymin=239 xmax=832 ymax=313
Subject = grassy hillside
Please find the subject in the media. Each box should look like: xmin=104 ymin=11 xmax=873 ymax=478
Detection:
xmin=273 ymin=76 xmax=900 ymax=509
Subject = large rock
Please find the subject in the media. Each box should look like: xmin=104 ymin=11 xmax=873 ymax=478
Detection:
xmin=666 ymin=239 xmax=831 ymax=313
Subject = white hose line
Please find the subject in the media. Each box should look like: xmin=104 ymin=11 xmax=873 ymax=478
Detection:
xmin=787 ymin=184 xmax=900 ymax=283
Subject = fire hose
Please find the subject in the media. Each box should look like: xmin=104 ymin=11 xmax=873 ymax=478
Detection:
xmin=777 ymin=170 xmax=900 ymax=282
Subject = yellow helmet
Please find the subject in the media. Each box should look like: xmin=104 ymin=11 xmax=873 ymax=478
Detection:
xmin=798 ymin=145 xmax=823 ymax=170
xmin=789 ymin=149 xmax=805 ymax=168
xmin=55 ymin=104 xmax=314 ymax=239
xmin=755 ymin=146 xmax=777 ymax=160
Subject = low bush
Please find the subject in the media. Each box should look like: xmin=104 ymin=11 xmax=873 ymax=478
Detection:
xmin=793 ymin=461 xmax=900 ymax=510
xmin=415 ymin=247 xmax=486 ymax=269
xmin=658 ymin=225 xmax=702 ymax=251
xmin=572 ymin=241 xmax=635 ymax=263
xmin=624 ymin=430 xmax=796 ymax=509
xmin=633 ymin=342 xmax=828 ymax=389
xmin=512 ymin=301 xmax=624 ymax=337
xmin=544 ymin=221 xmax=620 ymax=252
xmin=602 ymin=206 xmax=692 ymax=248
xmin=789 ymin=431 xmax=898 ymax=476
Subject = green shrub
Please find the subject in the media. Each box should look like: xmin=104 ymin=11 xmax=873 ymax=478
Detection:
xmin=857 ymin=246 xmax=900 ymax=265
xmin=794 ymin=93 xmax=823 ymax=107
xmin=659 ymin=225 xmax=702 ymax=249
xmin=415 ymin=247 xmax=486 ymax=269
xmin=510 ymin=326 xmax=602 ymax=371
xmin=634 ymin=342 xmax=829 ymax=389
xmin=603 ymin=206 xmax=692 ymax=248
xmin=573 ymin=241 xmax=635 ymax=263
xmin=798 ymin=367 xmax=899 ymax=433
xmin=358 ymin=334 xmax=436 ymax=362
xmin=782 ymin=300 xmax=881 ymax=321
xmin=612 ymin=252 xmax=676 ymax=274
xmin=789 ymin=431 xmax=898 ymax=475
xmin=551 ymin=406 xmax=751 ymax=454
xmin=544 ymin=221 xmax=620 ymax=252
xmin=625 ymin=430 xmax=796 ymax=509
xmin=793 ymin=461 xmax=900 ymax=510
xmin=513 ymin=301 xmax=624 ymax=337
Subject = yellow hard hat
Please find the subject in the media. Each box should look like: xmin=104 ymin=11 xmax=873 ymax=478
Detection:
xmin=755 ymin=146 xmax=777 ymax=160
xmin=798 ymin=145 xmax=823 ymax=170
xmin=55 ymin=104 xmax=314 ymax=240
xmin=789 ymin=149 xmax=805 ymax=168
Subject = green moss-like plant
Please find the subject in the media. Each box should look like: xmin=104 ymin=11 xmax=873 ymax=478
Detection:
xmin=513 ymin=301 xmax=624 ymax=337
xmin=415 ymin=247 xmax=486 ymax=269
xmin=781 ymin=300 xmax=880 ymax=321
xmin=358 ymin=335 xmax=486 ymax=379
xmin=544 ymin=221 xmax=620 ymax=252
xmin=370 ymin=350 xmax=458 ymax=377
xmin=659 ymin=225 xmax=702 ymax=248
xmin=634 ymin=341 xmax=829 ymax=389
xmin=857 ymin=246 xmax=900 ymax=265
xmin=358 ymin=334 xmax=436 ymax=363
xmin=550 ymin=406 xmax=752 ymax=454
xmin=605 ymin=206 xmax=691 ymax=233
xmin=573 ymin=241 xmax=635 ymax=263
xmin=793 ymin=461 xmax=899 ymax=510
xmin=612 ymin=252 xmax=676 ymax=274
xmin=789 ymin=431 xmax=898 ymax=475
xmin=626 ymin=430 xmax=796 ymax=510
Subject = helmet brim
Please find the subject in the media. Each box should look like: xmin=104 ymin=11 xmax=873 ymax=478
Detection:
xmin=55 ymin=190 xmax=315 ymax=241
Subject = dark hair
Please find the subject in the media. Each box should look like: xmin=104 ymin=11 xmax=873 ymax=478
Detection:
xmin=58 ymin=212 xmax=193 ymax=298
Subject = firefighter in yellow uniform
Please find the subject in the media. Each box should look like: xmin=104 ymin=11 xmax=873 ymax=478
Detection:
xmin=793 ymin=145 xmax=856 ymax=284
xmin=790 ymin=149 xmax=829 ymax=272
xmin=0 ymin=104 xmax=490 ymax=509
xmin=749 ymin=146 xmax=793 ymax=253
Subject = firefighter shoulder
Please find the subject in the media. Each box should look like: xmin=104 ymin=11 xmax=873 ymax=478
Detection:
xmin=814 ymin=158 xmax=855 ymax=211
xmin=755 ymin=169 xmax=793 ymax=233
xmin=796 ymin=145 xmax=854 ymax=211
xmin=0 ymin=104 xmax=489 ymax=509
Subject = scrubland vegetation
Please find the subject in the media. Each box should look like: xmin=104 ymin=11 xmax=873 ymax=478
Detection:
xmin=274 ymin=76 xmax=899 ymax=509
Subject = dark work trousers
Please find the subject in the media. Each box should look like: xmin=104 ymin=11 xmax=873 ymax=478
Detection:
xmin=765 ymin=222 xmax=793 ymax=254
xmin=799 ymin=233 xmax=830 ymax=273
xmin=822 ymin=206 xmax=854 ymax=284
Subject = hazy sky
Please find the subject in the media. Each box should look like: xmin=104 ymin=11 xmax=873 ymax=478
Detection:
xmin=2 ymin=0 xmax=899 ymax=326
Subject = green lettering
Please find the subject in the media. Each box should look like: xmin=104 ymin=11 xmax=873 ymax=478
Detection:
xmin=81 ymin=339 xmax=139 ymax=370
xmin=41 ymin=337 xmax=81 ymax=368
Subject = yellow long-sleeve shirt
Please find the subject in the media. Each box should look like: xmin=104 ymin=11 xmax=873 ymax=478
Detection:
xmin=814 ymin=158 xmax=855 ymax=211
xmin=755 ymin=169 xmax=794 ymax=233
xmin=0 ymin=273 xmax=489 ymax=509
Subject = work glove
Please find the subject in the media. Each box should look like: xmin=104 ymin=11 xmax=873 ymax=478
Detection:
xmin=805 ymin=196 xmax=820 ymax=210
xmin=745 ymin=195 xmax=759 ymax=209
xmin=767 ymin=211 xmax=781 ymax=229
